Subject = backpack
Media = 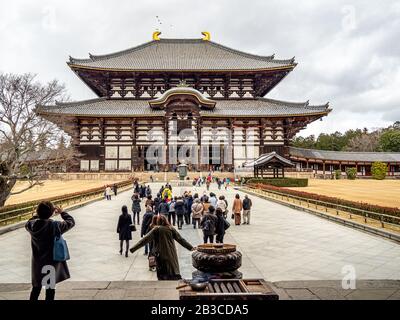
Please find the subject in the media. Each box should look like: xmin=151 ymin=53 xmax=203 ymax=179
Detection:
xmin=203 ymin=217 xmax=211 ymax=231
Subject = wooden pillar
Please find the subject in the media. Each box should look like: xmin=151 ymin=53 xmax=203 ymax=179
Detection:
xmin=165 ymin=118 xmax=169 ymax=171
xmin=355 ymin=162 xmax=358 ymax=177
xmin=323 ymin=161 xmax=326 ymax=178
xmin=282 ymin=166 xmax=285 ymax=178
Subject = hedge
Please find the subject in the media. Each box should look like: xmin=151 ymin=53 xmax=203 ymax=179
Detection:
xmin=371 ymin=162 xmax=387 ymax=180
xmin=244 ymin=178 xmax=308 ymax=187
xmin=248 ymin=183 xmax=400 ymax=219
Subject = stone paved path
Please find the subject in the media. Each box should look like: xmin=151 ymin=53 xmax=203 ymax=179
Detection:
xmin=1 ymin=182 xmax=400 ymax=284
xmin=1 ymin=280 xmax=400 ymax=300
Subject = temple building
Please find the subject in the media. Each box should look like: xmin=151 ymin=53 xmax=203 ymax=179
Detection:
xmin=37 ymin=32 xmax=330 ymax=172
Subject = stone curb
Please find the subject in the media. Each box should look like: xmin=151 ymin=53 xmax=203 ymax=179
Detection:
xmin=0 ymin=186 xmax=132 ymax=236
xmin=240 ymin=187 xmax=400 ymax=244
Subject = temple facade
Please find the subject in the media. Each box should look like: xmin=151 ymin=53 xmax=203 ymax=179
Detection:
xmin=37 ymin=32 xmax=330 ymax=172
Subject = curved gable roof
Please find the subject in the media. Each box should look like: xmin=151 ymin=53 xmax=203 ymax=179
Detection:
xmin=68 ymin=38 xmax=296 ymax=72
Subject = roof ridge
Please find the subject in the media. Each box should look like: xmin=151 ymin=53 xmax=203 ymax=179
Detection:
xmin=69 ymin=41 xmax=156 ymax=63
xmin=289 ymin=146 xmax=400 ymax=154
xmin=55 ymin=97 xmax=108 ymax=107
xmin=256 ymin=97 xmax=308 ymax=107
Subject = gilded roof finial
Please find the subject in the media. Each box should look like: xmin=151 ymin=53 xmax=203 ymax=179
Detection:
xmin=201 ymin=31 xmax=210 ymax=41
xmin=153 ymin=31 xmax=161 ymax=41
xmin=177 ymin=80 xmax=189 ymax=87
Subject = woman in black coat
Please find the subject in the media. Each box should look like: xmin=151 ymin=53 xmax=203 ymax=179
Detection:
xmin=131 ymin=193 xmax=142 ymax=225
xmin=215 ymin=207 xmax=229 ymax=243
xmin=25 ymin=201 xmax=75 ymax=301
xmin=117 ymin=205 xmax=133 ymax=257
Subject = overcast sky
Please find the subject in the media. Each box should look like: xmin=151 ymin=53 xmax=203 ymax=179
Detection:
xmin=1 ymin=0 xmax=399 ymax=136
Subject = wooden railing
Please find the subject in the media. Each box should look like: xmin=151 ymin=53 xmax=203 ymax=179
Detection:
xmin=0 ymin=180 xmax=133 ymax=227
xmin=244 ymin=184 xmax=400 ymax=230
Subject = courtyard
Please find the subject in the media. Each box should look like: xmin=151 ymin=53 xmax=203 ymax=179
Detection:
xmin=0 ymin=182 xmax=400 ymax=286
xmin=6 ymin=180 xmax=121 ymax=206
xmin=289 ymin=179 xmax=400 ymax=208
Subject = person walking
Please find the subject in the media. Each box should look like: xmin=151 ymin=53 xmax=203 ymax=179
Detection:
xmin=184 ymin=193 xmax=193 ymax=225
xmin=216 ymin=195 xmax=228 ymax=218
xmin=145 ymin=195 xmax=154 ymax=211
xmin=130 ymin=215 xmax=195 ymax=280
xmin=113 ymin=184 xmax=118 ymax=196
xmin=215 ymin=208 xmax=230 ymax=243
xmin=141 ymin=206 xmax=155 ymax=256
xmin=200 ymin=206 xmax=218 ymax=244
xmin=209 ymin=192 xmax=217 ymax=208
xmin=242 ymin=195 xmax=253 ymax=225
xmin=158 ymin=198 xmax=170 ymax=217
xmin=202 ymin=196 xmax=211 ymax=214
xmin=174 ymin=196 xmax=185 ymax=230
xmin=168 ymin=197 xmax=176 ymax=226
xmin=139 ymin=184 xmax=146 ymax=199
xmin=131 ymin=193 xmax=141 ymax=225
xmin=105 ymin=185 xmax=112 ymax=200
xmin=117 ymin=205 xmax=133 ymax=257
xmin=153 ymin=193 xmax=161 ymax=214
xmin=232 ymin=194 xmax=243 ymax=225
xmin=145 ymin=185 xmax=152 ymax=198
xmin=162 ymin=186 xmax=172 ymax=202
xmin=25 ymin=201 xmax=75 ymax=301
xmin=191 ymin=198 xmax=204 ymax=229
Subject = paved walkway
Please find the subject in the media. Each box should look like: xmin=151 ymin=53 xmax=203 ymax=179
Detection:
xmin=1 ymin=280 xmax=400 ymax=300
xmin=1 ymin=183 xmax=400 ymax=285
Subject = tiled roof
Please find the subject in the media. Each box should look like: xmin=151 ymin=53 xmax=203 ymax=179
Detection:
xmin=289 ymin=147 xmax=400 ymax=163
xmin=68 ymin=39 xmax=296 ymax=71
xmin=37 ymin=98 xmax=329 ymax=118
xmin=244 ymin=151 xmax=295 ymax=167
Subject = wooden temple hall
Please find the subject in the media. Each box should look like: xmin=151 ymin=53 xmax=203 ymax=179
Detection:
xmin=37 ymin=31 xmax=330 ymax=172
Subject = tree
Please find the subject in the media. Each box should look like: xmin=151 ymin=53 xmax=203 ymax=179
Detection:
xmin=345 ymin=167 xmax=357 ymax=180
xmin=345 ymin=131 xmax=381 ymax=152
xmin=371 ymin=162 xmax=387 ymax=180
xmin=291 ymin=135 xmax=316 ymax=149
xmin=379 ymin=129 xmax=400 ymax=152
xmin=0 ymin=73 xmax=73 ymax=207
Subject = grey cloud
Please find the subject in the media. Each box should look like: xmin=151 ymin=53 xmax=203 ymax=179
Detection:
xmin=0 ymin=0 xmax=399 ymax=136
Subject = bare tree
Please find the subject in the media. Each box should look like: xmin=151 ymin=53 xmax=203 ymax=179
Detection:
xmin=0 ymin=73 xmax=73 ymax=207
xmin=344 ymin=131 xmax=382 ymax=152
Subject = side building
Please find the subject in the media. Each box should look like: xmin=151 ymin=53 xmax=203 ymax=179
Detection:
xmin=289 ymin=147 xmax=400 ymax=177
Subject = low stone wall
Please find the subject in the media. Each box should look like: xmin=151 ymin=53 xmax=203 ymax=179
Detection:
xmin=50 ymin=171 xmax=235 ymax=182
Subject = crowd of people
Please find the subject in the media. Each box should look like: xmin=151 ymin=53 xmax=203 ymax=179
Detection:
xmin=25 ymin=176 xmax=253 ymax=300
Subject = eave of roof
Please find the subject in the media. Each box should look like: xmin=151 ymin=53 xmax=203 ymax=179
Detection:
xmin=36 ymin=97 xmax=330 ymax=118
xmin=289 ymin=147 xmax=400 ymax=163
xmin=67 ymin=38 xmax=296 ymax=72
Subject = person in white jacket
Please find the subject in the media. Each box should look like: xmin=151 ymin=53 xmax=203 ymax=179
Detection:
xmin=216 ymin=195 xmax=228 ymax=218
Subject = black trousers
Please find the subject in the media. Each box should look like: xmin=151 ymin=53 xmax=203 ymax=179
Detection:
xmin=168 ymin=212 xmax=176 ymax=225
xmin=177 ymin=215 xmax=184 ymax=229
xmin=133 ymin=212 xmax=140 ymax=224
xmin=216 ymin=233 xmax=224 ymax=243
xmin=30 ymin=286 xmax=55 ymax=301
xmin=184 ymin=212 xmax=191 ymax=224
xmin=203 ymin=234 xmax=214 ymax=244
xmin=193 ymin=218 xmax=201 ymax=228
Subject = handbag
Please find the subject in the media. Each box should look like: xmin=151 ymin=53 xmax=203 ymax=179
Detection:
xmin=148 ymin=255 xmax=157 ymax=268
xmin=129 ymin=224 xmax=136 ymax=232
xmin=53 ymin=221 xmax=70 ymax=262
xmin=223 ymin=218 xmax=230 ymax=230
xmin=231 ymin=213 xmax=234 ymax=220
